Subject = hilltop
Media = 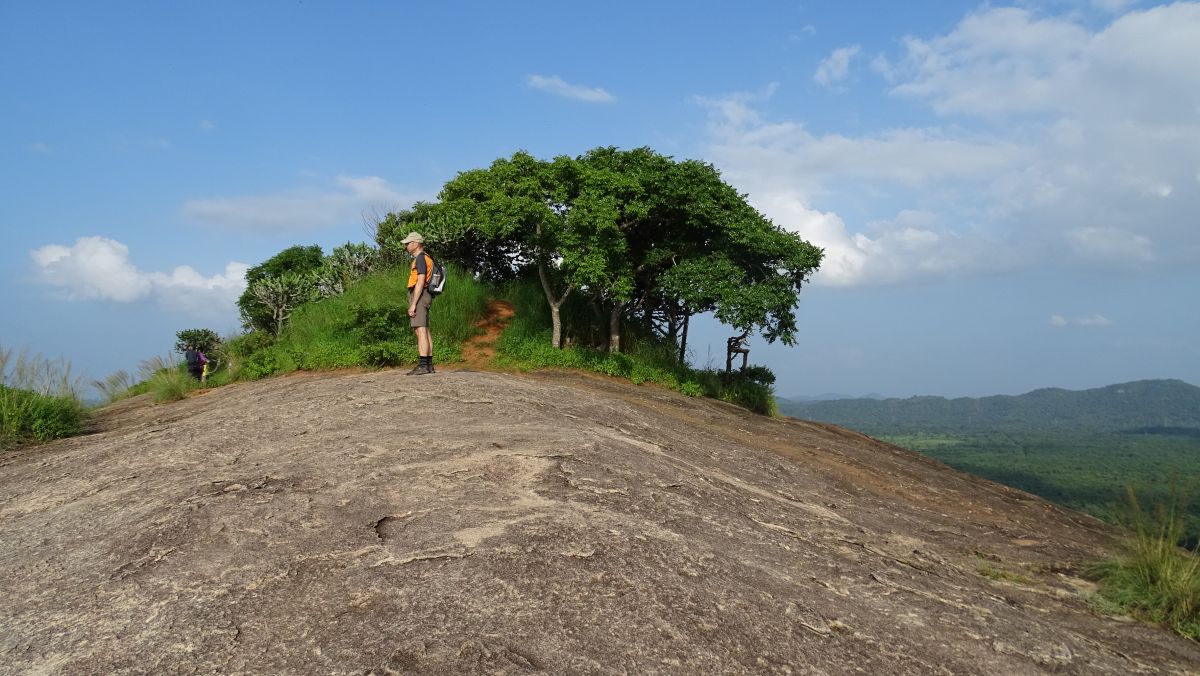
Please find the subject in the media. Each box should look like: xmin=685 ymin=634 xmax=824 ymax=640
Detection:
xmin=1 ymin=370 xmax=1197 ymax=674
xmin=778 ymin=379 xmax=1200 ymax=434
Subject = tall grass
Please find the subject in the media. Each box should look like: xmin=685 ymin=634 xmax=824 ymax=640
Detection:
xmin=1088 ymin=487 xmax=1200 ymax=640
xmin=1 ymin=345 xmax=87 ymax=449
xmin=135 ymin=354 xmax=201 ymax=403
xmin=92 ymin=370 xmax=135 ymax=405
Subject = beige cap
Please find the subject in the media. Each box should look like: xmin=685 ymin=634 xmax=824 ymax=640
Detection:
xmin=400 ymin=231 xmax=424 ymax=244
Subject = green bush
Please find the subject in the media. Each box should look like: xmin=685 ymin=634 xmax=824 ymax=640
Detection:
xmin=1 ymin=347 xmax=87 ymax=448
xmin=230 ymin=263 xmax=488 ymax=380
xmin=0 ymin=384 xmax=86 ymax=448
xmin=1088 ymin=488 xmax=1200 ymax=640
xmin=147 ymin=366 xmax=200 ymax=402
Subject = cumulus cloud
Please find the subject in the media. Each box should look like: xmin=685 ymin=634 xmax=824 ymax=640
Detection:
xmin=696 ymin=3 xmax=1200 ymax=286
xmin=527 ymin=74 xmax=616 ymax=103
xmin=30 ymin=236 xmax=248 ymax=320
xmin=749 ymin=190 xmax=1022 ymax=286
xmin=1050 ymin=313 xmax=1112 ymax=328
xmin=182 ymin=175 xmax=423 ymax=232
xmin=814 ymin=45 xmax=861 ymax=88
xmin=886 ymin=4 xmax=1200 ymax=122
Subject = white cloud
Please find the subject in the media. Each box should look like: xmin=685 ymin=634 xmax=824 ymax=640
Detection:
xmin=887 ymin=4 xmax=1200 ymax=122
xmin=814 ymin=45 xmax=861 ymax=88
xmin=29 ymin=142 xmax=50 ymax=154
xmin=199 ymin=119 xmax=216 ymax=132
xmin=30 ymin=236 xmax=248 ymax=320
xmin=527 ymin=74 xmax=616 ymax=103
xmin=696 ymin=3 xmax=1200 ymax=286
xmin=182 ymin=175 xmax=423 ymax=232
xmin=788 ymin=25 xmax=817 ymax=42
xmin=1067 ymin=226 xmax=1155 ymax=264
xmin=750 ymin=190 xmax=1022 ymax=286
xmin=1050 ymin=313 xmax=1112 ymax=328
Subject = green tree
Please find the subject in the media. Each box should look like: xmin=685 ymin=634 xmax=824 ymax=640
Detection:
xmin=400 ymin=146 xmax=823 ymax=355
xmin=238 ymin=245 xmax=325 ymax=332
xmin=174 ymin=328 xmax=221 ymax=355
xmin=574 ymin=147 xmax=824 ymax=353
xmin=250 ymin=272 xmax=317 ymax=337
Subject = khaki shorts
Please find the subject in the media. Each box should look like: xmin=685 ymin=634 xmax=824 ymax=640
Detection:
xmin=408 ymin=287 xmax=432 ymax=328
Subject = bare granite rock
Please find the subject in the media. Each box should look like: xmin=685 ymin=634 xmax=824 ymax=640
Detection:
xmin=1 ymin=369 xmax=1197 ymax=674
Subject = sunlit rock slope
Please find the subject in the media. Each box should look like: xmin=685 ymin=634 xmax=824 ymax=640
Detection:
xmin=1 ymin=370 xmax=1197 ymax=674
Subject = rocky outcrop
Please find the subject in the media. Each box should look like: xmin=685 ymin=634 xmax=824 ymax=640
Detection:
xmin=1 ymin=370 xmax=1197 ymax=674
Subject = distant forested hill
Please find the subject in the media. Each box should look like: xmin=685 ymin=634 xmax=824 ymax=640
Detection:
xmin=781 ymin=379 xmax=1200 ymax=545
xmin=779 ymin=379 xmax=1200 ymax=435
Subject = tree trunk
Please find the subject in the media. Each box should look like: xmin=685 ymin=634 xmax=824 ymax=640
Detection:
xmin=550 ymin=305 xmax=563 ymax=350
xmin=537 ymin=260 xmax=572 ymax=349
xmin=678 ymin=314 xmax=690 ymax=364
xmin=608 ymin=302 xmax=624 ymax=353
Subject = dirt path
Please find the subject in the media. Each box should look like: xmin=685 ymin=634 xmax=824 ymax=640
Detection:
xmin=457 ymin=298 xmax=515 ymax=368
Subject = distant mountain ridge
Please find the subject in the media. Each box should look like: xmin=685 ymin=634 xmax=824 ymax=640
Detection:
xmin=778 ymin=379 xmax=1200 ymax=434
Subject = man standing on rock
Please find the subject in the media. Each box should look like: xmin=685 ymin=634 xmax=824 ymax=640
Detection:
xmin=402 ymin=232 xmax=435 ymax=375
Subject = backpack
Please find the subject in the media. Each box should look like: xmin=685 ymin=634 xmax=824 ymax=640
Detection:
xmin=426 ymin=254 xmax=446 ymax=296
xmin=184 ymin=349 xmax=200 ymax=367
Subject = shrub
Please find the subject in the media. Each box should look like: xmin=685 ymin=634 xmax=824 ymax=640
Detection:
xmin=0 ymin=385 xmax=86 ymax=448
xmin=1 ymin=346 xmax=87 ymax=448
xmin=1088 ymin=487 xmax=1200 ymax=640
xmin=147 ymin=365 xmax=200 ymax=402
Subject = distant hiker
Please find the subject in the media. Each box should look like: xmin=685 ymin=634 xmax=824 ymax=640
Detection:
xmin=184 ymin=344 xmax=203 ymax=381
xmin=726 ymin=331 xmax=750 ymax=374
xmin=198 ymin=349 xmax=210 ymax=383
xmin=402 ymin=231 xmax=435 ymax=376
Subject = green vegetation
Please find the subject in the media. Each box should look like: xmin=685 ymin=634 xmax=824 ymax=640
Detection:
xmin=780 ymin=381 xmax=1200 ymax=544
xmin=1088 ymin=489 xmax=1200 ymax=640
xmin=0 ymin=347 xmax=86 ymax=449
xmin=881 ymin=430 xmax=1200 ymax=544
xmin=494 ymin=276 xmax=777 ymax=414
xmin=237 ymin=244 xmax=326 ymax=334
xmin=409 ymin=146 xmax=822 ymax=365
xmin=975 ymin=558 xmax=1036 ymax=585
xmin=779 ymin=379 xmax=1200 ymax=434
xmin=225 ymin=263 xmax=488 ymax=380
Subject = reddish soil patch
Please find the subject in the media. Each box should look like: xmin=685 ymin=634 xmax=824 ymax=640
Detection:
xmin=458 ymin=299 xmax=515 ymax=368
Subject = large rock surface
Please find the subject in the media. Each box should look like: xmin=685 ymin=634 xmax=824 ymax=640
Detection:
xmin=1 ymin=369 xmax=1197 ymax=674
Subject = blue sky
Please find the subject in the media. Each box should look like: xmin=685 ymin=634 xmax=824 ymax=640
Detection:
xmin=3 ymin=0 xmax=1197 ymax=399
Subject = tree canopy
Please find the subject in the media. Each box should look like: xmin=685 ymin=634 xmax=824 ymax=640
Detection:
xmin=237 ymin=245 xmax=325 ymax=332
xmin=384 ymin=146 xmax=824 ymax=357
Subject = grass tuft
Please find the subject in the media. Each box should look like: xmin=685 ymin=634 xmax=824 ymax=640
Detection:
xmin=1087 ymin=487 xmax=1200 ymax=640
xmin=1 ymin=346 xmax=87 ymax=449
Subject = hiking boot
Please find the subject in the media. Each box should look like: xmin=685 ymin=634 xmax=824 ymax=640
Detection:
xmin=406 ymin=364 xmax=432 ymax=376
